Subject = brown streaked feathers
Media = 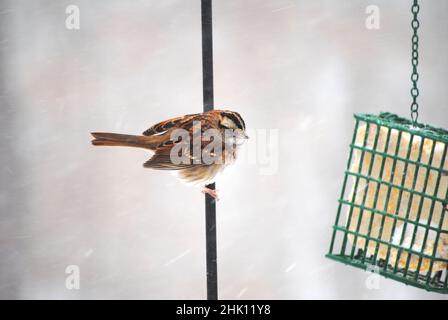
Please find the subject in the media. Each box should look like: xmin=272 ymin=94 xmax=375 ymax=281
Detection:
xmin=91 ymin=110 xmax=247 ymax=185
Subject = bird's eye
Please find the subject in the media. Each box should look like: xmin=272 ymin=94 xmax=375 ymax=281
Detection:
xmin=220 ymin=116 xmax=237 ymax=130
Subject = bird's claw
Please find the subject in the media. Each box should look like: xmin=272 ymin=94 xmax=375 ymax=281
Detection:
xmin=202 ymin=187 xmax=220 ymax=201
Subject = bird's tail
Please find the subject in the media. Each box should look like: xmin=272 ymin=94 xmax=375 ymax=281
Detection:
xmin=91 ymin=132 xmax=161 ymax=150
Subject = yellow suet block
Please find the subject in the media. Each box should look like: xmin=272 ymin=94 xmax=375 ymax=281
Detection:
xmin=347 ymin=124 xmax=448 ymax=274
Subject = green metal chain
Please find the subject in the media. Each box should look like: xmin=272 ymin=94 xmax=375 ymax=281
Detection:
xmin=410 ymin=0 xmax=420 ymax=125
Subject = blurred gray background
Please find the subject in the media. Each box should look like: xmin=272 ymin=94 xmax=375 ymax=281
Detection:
xmin=0 ymin=0 xmax=447 ymax=299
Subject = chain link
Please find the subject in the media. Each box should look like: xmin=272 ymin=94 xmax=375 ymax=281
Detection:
xmin=410 ymin=0 xmax=420 ymax=125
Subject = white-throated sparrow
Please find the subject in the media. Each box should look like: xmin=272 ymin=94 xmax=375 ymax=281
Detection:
xmin=91 ymin=110 xmax=248 ymax=199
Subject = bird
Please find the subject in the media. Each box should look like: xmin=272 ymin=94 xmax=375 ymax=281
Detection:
xmin=91 ymin=110 xmax=248 ymax=199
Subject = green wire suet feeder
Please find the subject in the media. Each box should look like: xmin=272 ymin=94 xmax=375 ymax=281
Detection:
xmin=327 ymin=1 xmax=448 ymax=293
xmin=327 ymin=113 xmax=448 ymax=293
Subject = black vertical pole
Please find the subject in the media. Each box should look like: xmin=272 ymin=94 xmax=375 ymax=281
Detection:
xmin=201 ymin=0 xmax=217 ymax=300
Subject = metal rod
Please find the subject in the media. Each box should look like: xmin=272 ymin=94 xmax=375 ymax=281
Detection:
xmin=201 ymin=0 xmax=218 ymax=300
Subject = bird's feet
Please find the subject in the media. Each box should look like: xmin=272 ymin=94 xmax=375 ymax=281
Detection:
xmin=202 ymin=187 xmax=220 ymax=201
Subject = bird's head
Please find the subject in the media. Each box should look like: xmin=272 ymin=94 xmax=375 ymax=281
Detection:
xmin=219 ymin=110 xmax=249 ymax=143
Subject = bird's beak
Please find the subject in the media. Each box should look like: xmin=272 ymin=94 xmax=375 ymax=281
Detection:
xmin=243 ymin=133 xmax=249 ymax=139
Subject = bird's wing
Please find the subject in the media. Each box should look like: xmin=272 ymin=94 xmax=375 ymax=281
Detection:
xmin=144 ymin=127 xmax=224 ymax=170
xmin=142 ymin=113 xmax=199 ymax=136
xmin=142 ymin=112 xmax=225 ymax=170
xmin=143 ymin=142 xmax=205 ymax=170
xmin=143 ymin=154 xmax=204 ymax=170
